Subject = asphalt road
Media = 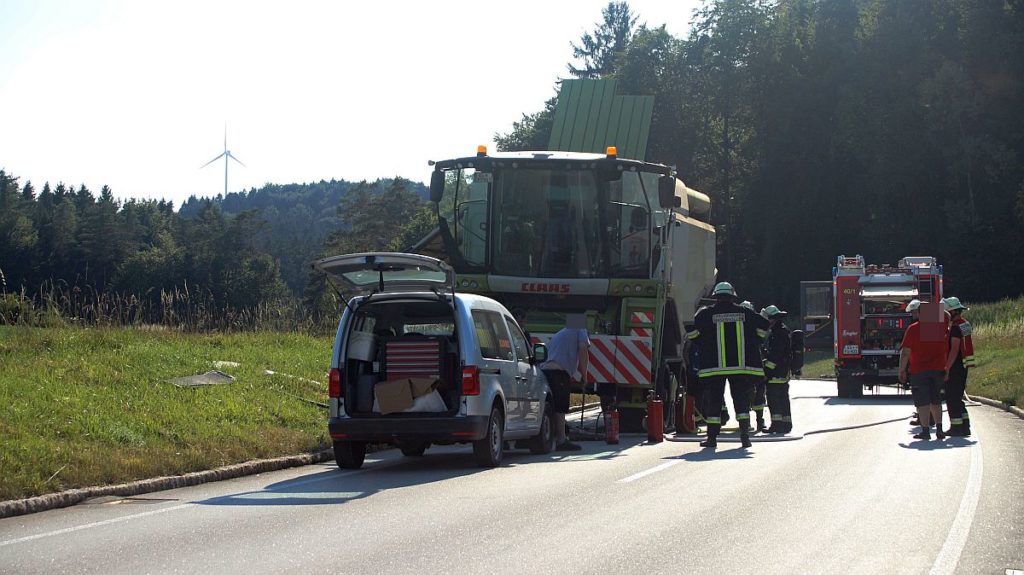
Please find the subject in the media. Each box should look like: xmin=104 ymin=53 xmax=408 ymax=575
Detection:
xmin=1 ymin=379 xmax=1022 ymax=575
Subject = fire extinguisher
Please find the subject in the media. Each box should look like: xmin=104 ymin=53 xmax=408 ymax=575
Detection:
xmin=604 ymin=406 xmax=619 ymax=445
xmin=647 ymin=391 xmax=664 ymax=443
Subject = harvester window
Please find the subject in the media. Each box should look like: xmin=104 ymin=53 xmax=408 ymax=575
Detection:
xmin=609 ymin=172 xmax=651 ymax=277
xmin=492 ymin=168 xmax=604 ymax=278
xmin=438 ymin=168 xmax=488 ymax=268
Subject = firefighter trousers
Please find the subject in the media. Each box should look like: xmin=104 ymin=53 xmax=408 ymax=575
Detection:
xmin=766 ymin=380 xmax=791 ymax=430
xmin=750 ymin=378 xmax=766 ymax=418
xmin=700 ymin=375 xmax=756 ymax=438
xmin=945 ymin=368 xmax=968 ymax=431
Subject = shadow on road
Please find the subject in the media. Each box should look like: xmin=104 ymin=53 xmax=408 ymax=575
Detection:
xmin=194 ymin=443 xmax=633 ymax=507
xmin=675 ymin=447 xmax=754 ymax=462
xmin=899 ymin=437 xmax=978 ymax=451
xmin=803 ymin=416 xmax=911 ymax=436
xmin=819 ymin=396 xmax=915 ymax=406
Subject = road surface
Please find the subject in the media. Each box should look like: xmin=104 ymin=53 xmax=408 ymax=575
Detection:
xmin=1 ymin=380 xmax=1022 ymax=574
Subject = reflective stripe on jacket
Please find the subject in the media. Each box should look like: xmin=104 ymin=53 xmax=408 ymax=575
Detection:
xmin=687 ymin=301 xmax=769 ymax=378
xmin=952 ymin=316 xmax=975 ymax=368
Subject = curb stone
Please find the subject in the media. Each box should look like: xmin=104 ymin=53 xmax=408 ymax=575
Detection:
xmin=968 ymin=394 xmax=1024 ymax=419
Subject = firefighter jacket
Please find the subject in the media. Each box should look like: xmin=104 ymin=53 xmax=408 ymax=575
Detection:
xmin=763 ymin=322 xmax=792 ymax=383
xmin=951 ymin=315 xmax=976 ymax=369
xmin=687 ymin=301 xmax=769 ymax=378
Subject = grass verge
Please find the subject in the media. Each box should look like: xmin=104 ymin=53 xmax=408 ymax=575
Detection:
xmin=0 ymin=326 xmax=331 ymax=501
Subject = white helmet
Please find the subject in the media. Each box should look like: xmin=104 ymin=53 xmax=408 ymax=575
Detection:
xmin=906 ymin=299 xmax=922 ymax=312
xmin=712 ymin=282 xmax=736 ymax=297
xmin=740 ymin=300 xmax=754 ymax=311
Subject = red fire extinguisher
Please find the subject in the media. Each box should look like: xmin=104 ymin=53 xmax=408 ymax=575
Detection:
xmin=647 ymin=391 xmax=664 ymax=443
xmin=604 ymin=407 xmax=619 ymax=445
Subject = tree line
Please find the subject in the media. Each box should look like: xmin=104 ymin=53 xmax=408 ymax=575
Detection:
xmin=0 ymin=172 xmax=429 ymax=328
xmin=3 ymin=0 xmax=1022 ymax=328
xmin=500 ymin=0 xmax=1024 ymax=310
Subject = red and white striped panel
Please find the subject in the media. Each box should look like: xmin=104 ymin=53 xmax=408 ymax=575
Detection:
xmin=532 ymin=334 xmax=653 ymax=385
xmin=630 ymin=311 xmax=655 ymax=337
xmin=385 ymin=339 xmax=441 ymax=379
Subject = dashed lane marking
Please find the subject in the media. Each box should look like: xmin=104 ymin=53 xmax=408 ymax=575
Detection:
xmin=618 ymin=460 xmax=681 ymax=483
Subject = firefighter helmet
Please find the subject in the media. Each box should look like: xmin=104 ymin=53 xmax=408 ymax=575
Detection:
xmin=943 ymin=296 xmax=969 ymax=312
xmin=906 ymin=299 xmax=922 ymax=312
xmin=763 ymin=305 xmax=788 ymax=319
xmin=712 ymin=282 xmax=736 ymax=297
xmin=740 ymin=300 xmax=754 ymax=311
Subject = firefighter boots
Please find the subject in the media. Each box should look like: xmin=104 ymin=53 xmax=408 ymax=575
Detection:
xmin=699 ymin=437 xmax=717 ymax=448
xmin=741 ymin=432 xmax=752 ymax=448
xmin=944 ymin=423 xmax=965 ymax=437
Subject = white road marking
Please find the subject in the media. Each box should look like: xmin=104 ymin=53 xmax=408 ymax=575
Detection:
xmin=0 ymin=504 xmax=191 ymax=547
xmin=929 ymin=431 xmax=984 ymax=575
xmin=618 ymin=460 xmax=681 ymax=483
xmin=0 ymin=459 xmax=394 ymax=547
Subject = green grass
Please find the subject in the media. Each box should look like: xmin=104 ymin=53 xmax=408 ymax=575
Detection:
xmin=963 ymin=296 xmax=1024 ymax=408
xmin=2 ymin=297 xmax=1020 ymax=501
xmin=0 ymin=326 xmax=332 ymax=501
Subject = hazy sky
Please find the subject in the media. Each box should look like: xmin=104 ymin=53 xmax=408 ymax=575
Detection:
xmin=1 ymin=0 xmax=701 ymax=207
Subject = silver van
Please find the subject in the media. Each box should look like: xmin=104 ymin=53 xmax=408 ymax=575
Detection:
xmin=313 ymin=252 xmax=554 ymax=468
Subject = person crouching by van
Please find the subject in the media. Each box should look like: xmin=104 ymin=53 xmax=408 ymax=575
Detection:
xmin=540 ymin=313 xmax=591 ymax=451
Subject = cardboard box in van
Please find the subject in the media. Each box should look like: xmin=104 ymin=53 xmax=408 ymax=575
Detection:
xmin=375 ymin=379 xmax=414 ymax=414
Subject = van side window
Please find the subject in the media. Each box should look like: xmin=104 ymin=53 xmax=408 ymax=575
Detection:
xmin=504 ymin=316 xmax=531 ymax=362
xmin=472 ymin=310 xmax=513 ymax=360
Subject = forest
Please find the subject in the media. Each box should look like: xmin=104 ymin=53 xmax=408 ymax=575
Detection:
xmin=2 ymin=0 xmax=1022 ymax=326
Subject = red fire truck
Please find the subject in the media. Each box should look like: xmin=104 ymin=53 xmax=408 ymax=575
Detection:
xmin=833 ymin=255 xmax=943 ymax=398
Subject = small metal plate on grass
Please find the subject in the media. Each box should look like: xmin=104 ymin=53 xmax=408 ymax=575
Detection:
xmin=170 ymin=370 xmax=235 ymax=387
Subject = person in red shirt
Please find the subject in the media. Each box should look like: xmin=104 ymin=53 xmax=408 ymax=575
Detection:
xmin=898 ymin=299 xmax=949 ymax=440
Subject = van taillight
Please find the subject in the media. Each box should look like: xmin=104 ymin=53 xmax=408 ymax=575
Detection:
xmin=329 ymin=368 xmax=341 ymax=398
xmin=462 ymin=366 xmax=480 ymax=396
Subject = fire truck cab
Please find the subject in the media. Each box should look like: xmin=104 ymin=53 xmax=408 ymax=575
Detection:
xmin=833 ymin=255 xmax=943 ymax=398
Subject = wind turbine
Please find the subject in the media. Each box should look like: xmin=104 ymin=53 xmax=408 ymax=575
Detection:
xmin=200 ymin=125 xmax=245 ymax=196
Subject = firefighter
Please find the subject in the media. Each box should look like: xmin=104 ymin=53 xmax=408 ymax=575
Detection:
xmin=943 ymin=297 xmax=975 ymax=437
xmin=761 ymin=305 xmax=793 ymax=434
xmin=741 ymin=301 xmax=768 ymax=432
xmin=686 ymin=282 xmax=770 ymax=448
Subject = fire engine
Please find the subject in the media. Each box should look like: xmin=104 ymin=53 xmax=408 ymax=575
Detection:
xmin=833 ymin=255 xmax=943 ymax=398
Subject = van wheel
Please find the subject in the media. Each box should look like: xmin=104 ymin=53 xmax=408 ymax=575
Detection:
xmin=333 ymin=440 xmax=366 ymax=469
xmin=398 ymin=441 xmax=429 ymax=457
xmin=473 ymin=407 xmax=504 ymax=467
xmin=529 ymin=403 xmax=555 ymax=454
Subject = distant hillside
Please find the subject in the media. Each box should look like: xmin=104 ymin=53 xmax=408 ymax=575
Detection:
xmin=178 ymin=178 xmax=429 ymax=295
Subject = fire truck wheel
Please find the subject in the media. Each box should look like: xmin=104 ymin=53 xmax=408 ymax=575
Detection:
xmin=333 ymin=440 xmax=367 ymax=469
xmin=837 ymin=376 xmax=863 ymax=399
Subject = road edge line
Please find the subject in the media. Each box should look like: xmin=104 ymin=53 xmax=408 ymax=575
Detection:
xmin=929 ymin=424 xmax=984 ymax=575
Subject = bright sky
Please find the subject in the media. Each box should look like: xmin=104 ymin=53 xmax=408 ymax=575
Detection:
xmin=0 ymin=0 xmax=701 ymax=208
